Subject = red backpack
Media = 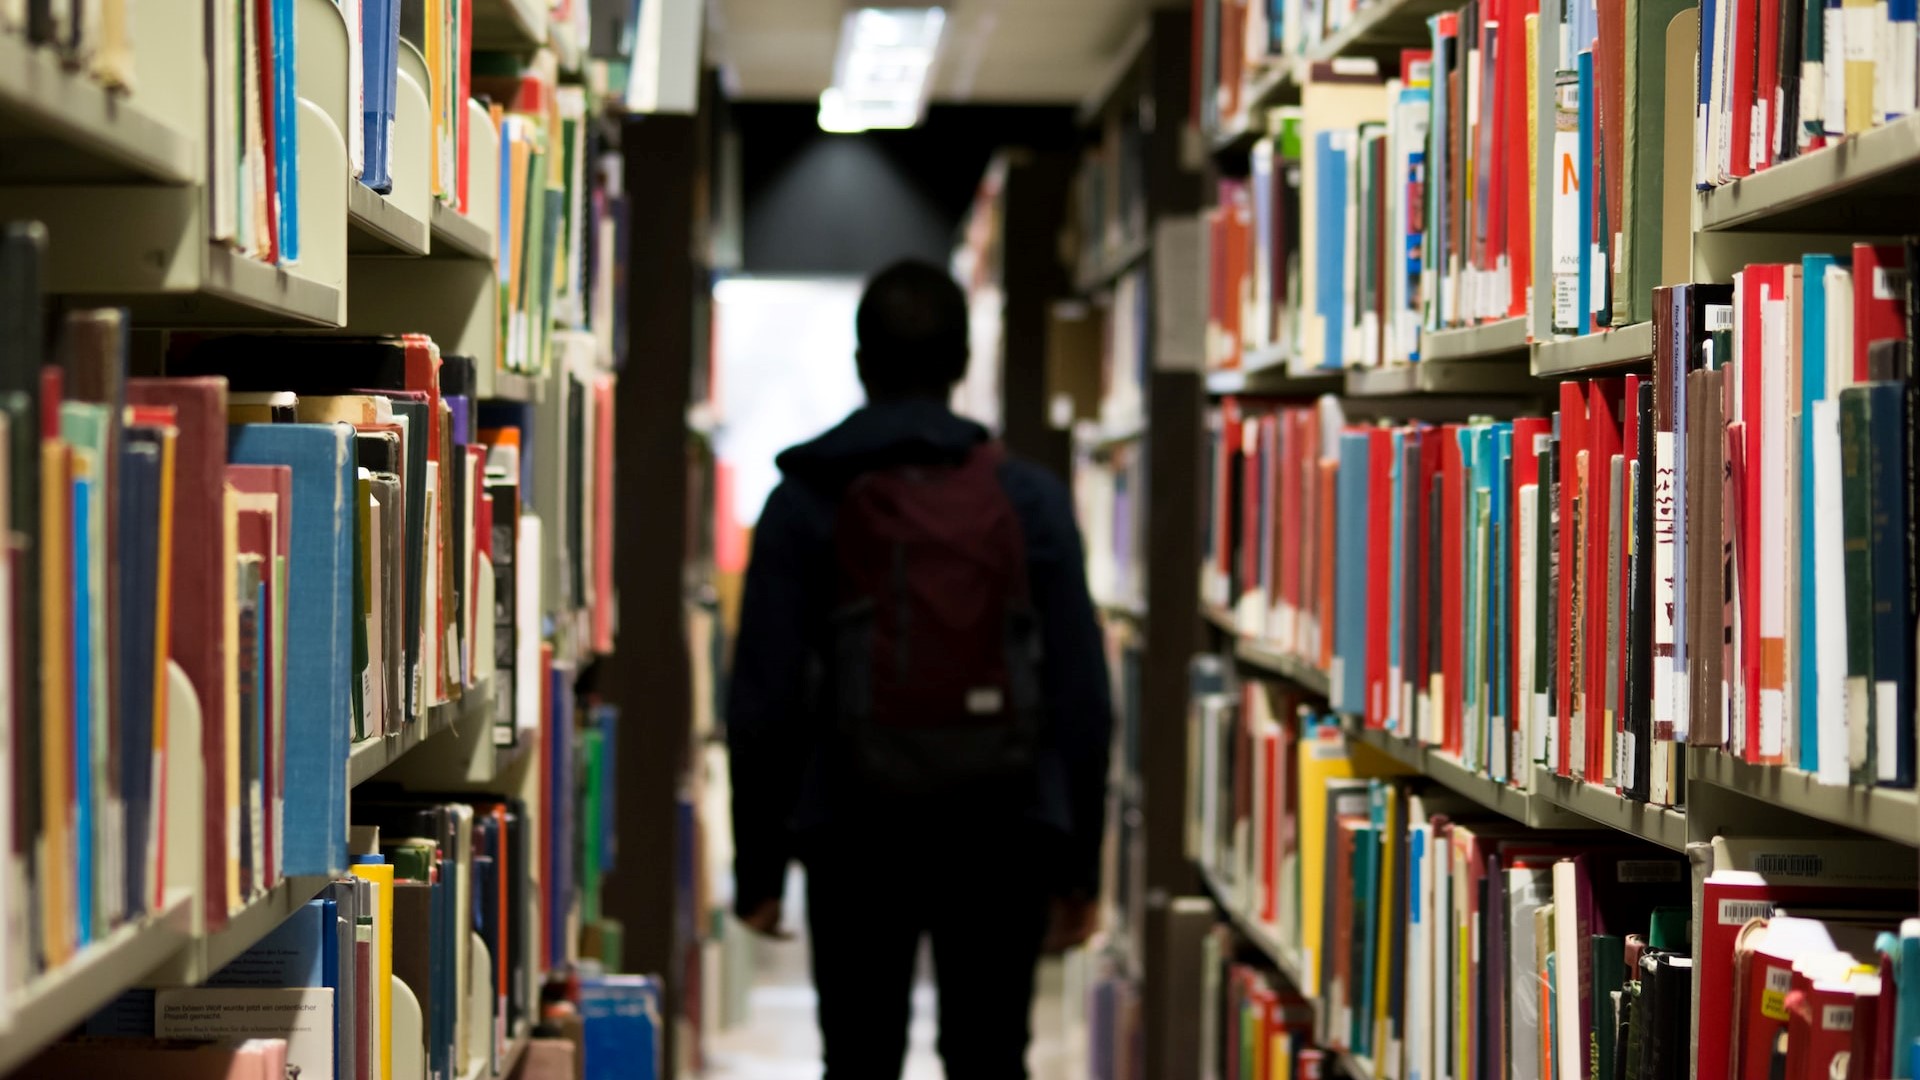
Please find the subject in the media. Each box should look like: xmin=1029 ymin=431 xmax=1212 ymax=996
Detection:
xmin=823 ymin=441 xmax=1043 ymax=797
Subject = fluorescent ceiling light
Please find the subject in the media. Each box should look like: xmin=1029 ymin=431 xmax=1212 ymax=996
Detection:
xmin=817 ymin=6 xmax=947 ymax=133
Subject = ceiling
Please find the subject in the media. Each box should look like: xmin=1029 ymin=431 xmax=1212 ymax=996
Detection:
xmin=709 ymin=0 xmax=1170 ymax=105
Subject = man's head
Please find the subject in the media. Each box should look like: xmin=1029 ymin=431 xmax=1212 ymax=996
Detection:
xmin=855 ymin=260 xmax=969 ymax=402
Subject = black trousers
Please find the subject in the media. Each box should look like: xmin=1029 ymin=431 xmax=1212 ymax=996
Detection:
xmin=803 ymin=821 xmax=1053 ymax=1080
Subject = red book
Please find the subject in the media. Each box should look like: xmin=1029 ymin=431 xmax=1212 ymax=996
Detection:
xmin=456 ymin=0 xmax=472 ymax=213
xmin=1278 ymin=412 xmax=1303 ymax=642
xmin=1584 ymin=379 xmax=1623 ymax=779
xmin=1753 ymin=0 xmax=1783 ymax=172
xmin=1556 ymin=383 xmax=1588 ymax=775
xmin=1736 ymin=267 xmax=1786 ymax=761
xmin=1698 ymin=875 xmax=1910 ymax=1080
xmin=254 ymin=0 xmax=279 ymax=263
xmin=227 ymin=463 xmax=292 ymax=887
xmin=125 ymin=376 xmax=230 ymax=928
xmin=1505 ymin=0 xmax=1539 ymax=318
xmin=1259 ymin=720 xmax=1280 ymax=923
xmin=1727 ymin=0 xmax=1756 ymax=177
xmin=1803 ymin=976 xmax=1868 ymax=1080
xmin=1241 ymin=408 xmax=1265 ymax=606
xmin=1852 ymin=244 xmax=1909 ymax=380
xmin=1319 ymin=457 xmax=1339 ymax=672
xmin=1218 ymin=398 xmax=1242 ymax=583
xmin=1441 ymin=426 xmax=1466 ymax=754
xmin=1366 ymin=427 xmax=1394 ymax=727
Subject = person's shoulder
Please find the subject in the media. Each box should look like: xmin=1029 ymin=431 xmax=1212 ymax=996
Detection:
xmin=995 ymin=454 xmax=1072 ymax=510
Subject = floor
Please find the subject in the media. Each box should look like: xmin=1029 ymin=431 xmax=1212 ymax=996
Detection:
xmin=701 ymin=879 xmax=1087 ymax=1080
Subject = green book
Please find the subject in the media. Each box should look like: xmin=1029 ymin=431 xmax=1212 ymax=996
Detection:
xmin=1839 ymin=387 xmax=1877 ymax=786
xmin=1590 ymin=934 xmax=1626 ymax=1080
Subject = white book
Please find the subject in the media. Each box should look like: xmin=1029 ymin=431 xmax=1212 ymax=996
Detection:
xmin=1506 ymin=865 xmax=1556 ymax=1080
xmin=1759 ymin=285 xmax=1790 ymax=761
xmin=1518 ymin=485 xmax=1539 ymax=776
xmin=1405 ymin=823 xmax=1432 ymax=1080
xmin=157 ymin=986 xmax=336 ymax=1080
xmin=1551 ymin=860 xmax=1586 ymax=1080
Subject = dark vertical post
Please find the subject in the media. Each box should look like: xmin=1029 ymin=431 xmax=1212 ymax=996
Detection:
xmin=1137 ymin=11 xmax=1206 ymax=1079
xmin=994 ymin=149 xmax=1075 ymax=479
xmin=605 ymin=110 xmax=701 ymax=1080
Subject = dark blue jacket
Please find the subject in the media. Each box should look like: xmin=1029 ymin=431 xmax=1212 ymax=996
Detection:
xmin=726 ymin=399 xmax=1113 ymax=912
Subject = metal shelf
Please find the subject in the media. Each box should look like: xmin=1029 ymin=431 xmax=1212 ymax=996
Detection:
xmin=1233 ymin=640 xmax=1332 ymax=698
xmin=1344 ymin=356 xmax=1539 ymax=397
xmin=471 ymin=0 xmax=547 ymax=50
xmin=1531 ymin=322 xmax=1654 ymax=377
xmin=1208 ymin=348 xmax=1345 ymax=396
xmin=348 ymin=181 xmax=432 ymax=257
xmin=1532 ymin=767 xmax=1688 ymax=850
xmin=1420 ymin=316 xmax=1529 ymax=361
xmin=1073 ymin=233 xmax=1151 ymax=294
xmin=1299 ymin=0 xmax=1458 ymax=67
xmin=1343 ymin=720 xmax=1586 ymax=829
xmin=1699 ymin=113 xmax=1920 ymax=232
xmin=430 ymin=199 xmax=496 ymax=261
xmin=1687 ymin=747 xmax=1920 ymax=846
xmin=0 ymin=889 xmax=194 ymax=1076
xmin=0 ymin=33 xmax=198 ymax=185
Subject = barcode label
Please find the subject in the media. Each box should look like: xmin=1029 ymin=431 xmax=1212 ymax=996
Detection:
xmin=1616 ymin=859 xmax=1683 ymax=883
xmin=1719 ymin=899 xmax=1778 ymax=925
xmin=1822 ymin=1005 xmax=1855 ymax=1031
xmin=1762 ymin=965 xmax=1793 ymax=1020
xmin=1705 ymin=304 xmax=1734 ymax=330
xmin=1749 ymin=853 xmax=1825 ymax=877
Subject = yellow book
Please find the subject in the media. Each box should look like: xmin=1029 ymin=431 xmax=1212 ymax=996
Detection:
xmin=39 ymin=439 xmax=71 ymax=967
xmin=147 ymin=421 xmax=178 ymax=912
xmin=426 ymin=0 xmax=445 ymax=198
xmin=1296 ymin=724 xmax=1355 ymax=991
xmin=351 ymin=859 xmax=397 ymax=1080
xmin=1843 ymin=0 xmax=1877 ymax=134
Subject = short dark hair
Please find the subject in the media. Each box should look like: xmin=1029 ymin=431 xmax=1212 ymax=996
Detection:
xmin=855 ymin=260 xmax=969 ymax=396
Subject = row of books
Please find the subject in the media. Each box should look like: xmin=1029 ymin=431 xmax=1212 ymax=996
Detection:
xmin=1193 ymin=685 xmax=1920 ymax=1080
xmin=1 ymin=1 xmax=135 ymax=89
xmin=1078 ymin=439 xmax=1147 ymax=616
xmin=1201 ymin=239 xmax=1918 ymax=801
xmin=0 ymin=221 xmax=618 ymax=1008
xmin=1201 ymin=0 xmax=1708 ymax=372
xmin=1696 ymin=0 xmax=1920 ymax=185
xmin=1073 ymin=104 xmax=1151 ymax=287
xmin=1199 ymin=932 xmax=1324 ymax=1080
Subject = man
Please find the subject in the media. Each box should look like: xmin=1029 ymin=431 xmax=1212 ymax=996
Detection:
xmin=727 ymin=260 xmax=1113 ymax=1079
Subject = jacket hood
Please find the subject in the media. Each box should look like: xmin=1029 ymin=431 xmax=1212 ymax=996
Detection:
xmin=775 ymin=399 xmax=988 ymax=482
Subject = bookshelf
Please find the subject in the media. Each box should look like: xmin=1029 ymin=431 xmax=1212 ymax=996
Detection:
xmin=0 ymin=0 xmax=660 ymax=1074
xmin=1158 ymin=0 xmax=1920 ymax=1074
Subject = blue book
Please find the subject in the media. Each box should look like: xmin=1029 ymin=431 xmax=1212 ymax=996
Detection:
xmin=1315 ymin=132 xmax=1350 ymax=370
xmin=209 ymin=897 xmax=329 ymax=987
xmin=119 ymin=434 xmax=163 ymax=917
xmin=1895 ymin=928 xmax=1920 ymax=1080
xmin=1576 ymin=51 xmax=1595 ymax=336
xmin=1492 ymin=423 xmax=1513 ymax=777
xmin=1461 ymin=427 xmax=1483 ymax=756
xmin=72 ymin=465 xmax=94 ymax=947
xmin=580 ymin=975 xmax=662 ymax=1080
xmin=360 ymin=0 xmax=401 ymax=193
xmin=1860 ymin=383 xmax=1914 ymax=788
xmin=595 ymin=703 xmax=619 ymax=872
xmin=229 ymin=423 xmax=356 ymax=875
xmin=1796 ymin=255 xmax=1838 ymax=772
xmin=1334 ymin=431 xmax=1372 ymax=712
xmin=273 ymin=0 xmax=299 ymax=264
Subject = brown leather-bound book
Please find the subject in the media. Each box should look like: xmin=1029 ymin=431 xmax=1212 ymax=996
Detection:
xmin=125 ymin=376 xmax=229 ymax=927
xmin=391 ymin=878 xmax=436 ymax=1052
